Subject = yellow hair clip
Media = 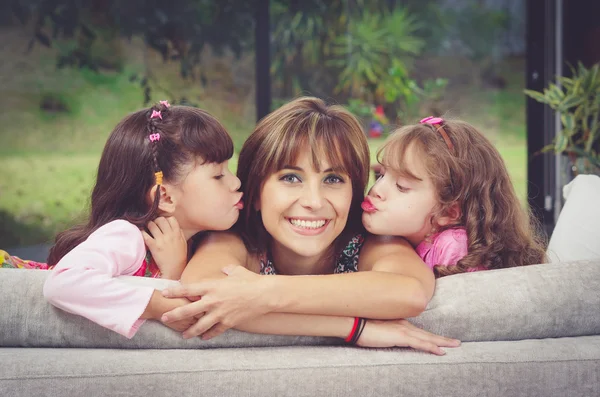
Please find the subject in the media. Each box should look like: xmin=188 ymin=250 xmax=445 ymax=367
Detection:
xmin=154 ymin=171 xmax=163 ymax=185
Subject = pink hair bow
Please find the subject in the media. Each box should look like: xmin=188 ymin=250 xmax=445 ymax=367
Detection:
xmin=149 ymin=133 xmax=161 ymax=142
xmin=150 ymin=110 xmax=162 ymax=120
xmin=159 ymin=100 xmax=171 ymax=108
xmin=420 ymin=116 xmax=444 ymax=124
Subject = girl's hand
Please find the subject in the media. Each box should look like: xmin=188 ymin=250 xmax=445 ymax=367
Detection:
xmin=161 ymin=265 xmax=273 ymax=339
xmin=143 ymin=292 xmax=199 ymax=333
xmin=356 ymin=319 xmax=461 ymax=355
xmin=143 ymin=217 xmax=187 ymax=280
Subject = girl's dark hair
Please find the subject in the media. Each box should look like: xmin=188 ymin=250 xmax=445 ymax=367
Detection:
xmin=47 ymin=102 xmax=233 ymax=266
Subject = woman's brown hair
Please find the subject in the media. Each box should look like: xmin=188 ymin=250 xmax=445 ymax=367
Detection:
xmin=379 ymin=120 xmax=547 ymax=277
xmin=236 ymin=96 xmax=370 ymax=256
xmin=47 ymin=103 xmax=233 ymax=266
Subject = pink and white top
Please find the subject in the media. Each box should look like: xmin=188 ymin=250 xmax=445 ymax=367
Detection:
xmin=43 ymin=220 xmax=158 ymax=338
xmin=416 ymin=227 xmax=482 ymax=271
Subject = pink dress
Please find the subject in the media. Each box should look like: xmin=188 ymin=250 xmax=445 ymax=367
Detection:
xmin=415 ymin=227 xmax=484 ymax=271
xmin=43 ymin=220 xmax=161 ymax=338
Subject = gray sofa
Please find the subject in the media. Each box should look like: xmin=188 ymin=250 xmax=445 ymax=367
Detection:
xmin=2 ymin=259 xmax=599 ymax=397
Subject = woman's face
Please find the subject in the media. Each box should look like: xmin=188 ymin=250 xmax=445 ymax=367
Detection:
xmin=258 ymin=149 xmax=353 ymax=261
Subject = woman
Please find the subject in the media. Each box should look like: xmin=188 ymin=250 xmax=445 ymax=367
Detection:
xmin=160 ymin=97 xmax=459 ymax=354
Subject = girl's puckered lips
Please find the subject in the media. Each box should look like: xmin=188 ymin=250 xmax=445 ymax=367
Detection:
xmin=234 ymin=194 xmax=244 ymax=209
xmin=361 ymin=196 xmax=377 ymax=213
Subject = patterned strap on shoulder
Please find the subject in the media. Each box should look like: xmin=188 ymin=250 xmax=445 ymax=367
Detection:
xmin=259 ymin=234 xmax=365 ymax=275
xmin=334 ymin=234 xmax=364 ymax=274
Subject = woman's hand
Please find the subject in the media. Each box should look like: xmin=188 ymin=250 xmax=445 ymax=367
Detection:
xmin=357 ymin=319 xmax=461 ymax=355
xmin=161 ymin=265 xmax=274 ymax=339
xmin=143 ymin=217 xmax=187 ymax=280
xmin=142 ymin=291 xmax=199 ymax=333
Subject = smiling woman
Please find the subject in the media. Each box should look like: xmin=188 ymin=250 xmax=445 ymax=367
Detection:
xmin=160 ymin=97 xmax=460 ymax=354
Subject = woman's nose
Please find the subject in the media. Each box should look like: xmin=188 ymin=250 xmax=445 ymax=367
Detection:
xmin=299 ymin=183 xmax=324 ymax=210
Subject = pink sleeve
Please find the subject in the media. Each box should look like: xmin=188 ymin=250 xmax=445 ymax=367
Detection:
xmin=428 ymin=228 xmax=469 ymax=268
xmin=43 ymin=220 xmax=155 ymax=338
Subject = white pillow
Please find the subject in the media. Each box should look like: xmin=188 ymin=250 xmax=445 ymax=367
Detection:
xmin=547 ymin=174 xmax=600 ymax=262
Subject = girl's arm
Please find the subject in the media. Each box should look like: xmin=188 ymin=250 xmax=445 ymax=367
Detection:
xmin=163 ymin=233 xmax=435 ymax=337
xmin=43 ymin=220 xmax=174 ymax=338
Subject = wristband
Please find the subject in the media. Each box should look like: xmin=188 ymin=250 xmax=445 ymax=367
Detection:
xmin=345 ymin=317 xmax=360 ymax=343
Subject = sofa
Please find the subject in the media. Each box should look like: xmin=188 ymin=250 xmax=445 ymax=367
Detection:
xmin=2 ymin=175 xmax=600 ymax=397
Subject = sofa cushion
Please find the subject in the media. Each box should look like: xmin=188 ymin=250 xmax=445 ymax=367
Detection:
xmin=2 ymin=336 xmax=600 ymax=397
xmin=1 ymin=259 xmax=599 ymax=348
xmin=547 ymin=174 xmax=600 ymax=262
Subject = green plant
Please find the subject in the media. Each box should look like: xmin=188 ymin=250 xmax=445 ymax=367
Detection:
xmin=328 ymin=8 xmax=424 ymax=98
xmin=346 ymin=98 xmax=373 ymax=120
xmin=524 ymin=62 xmax=600 ymax=173
xmin=380 ymin=61 xmax=448 ymax=121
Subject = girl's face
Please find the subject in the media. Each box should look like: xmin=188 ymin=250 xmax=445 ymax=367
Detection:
xmin=258 ymin=149 xmax=353 ymax=262
xmin=170 ymin=160 xmax=243 ymax=237
xmin=362 ymin=145 xmax=439 ymax=247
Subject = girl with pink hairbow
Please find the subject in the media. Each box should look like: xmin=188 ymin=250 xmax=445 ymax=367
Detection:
xmin=39 ymin=100 xmax=244 ymax=337
xmin=362 ymin=117 xmax=547 ymax=277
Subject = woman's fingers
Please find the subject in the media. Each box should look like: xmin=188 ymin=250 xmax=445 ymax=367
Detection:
xmin=201 ymin=323 xmax=229 ymax=340
xmin=399 ymin=320 xmax=461 ymax=346
xmin=161 ymin=299 xmax=208 ymax=323
xmin=182 ymin=314 xmax=220 ymax=339
xmin=402 ymin=335 xmax=446 ymax=356
xmin=163 ymin=283 xmax=210 ymax=299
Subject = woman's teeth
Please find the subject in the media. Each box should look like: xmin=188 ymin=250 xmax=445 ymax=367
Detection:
xmin=289 ymin=219 xmax=327 ymax=229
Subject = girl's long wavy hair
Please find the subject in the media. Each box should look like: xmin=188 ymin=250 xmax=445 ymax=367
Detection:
xmin=379 ymin=120 xmax=547 ymax=277
xmin=47 ymin=103 xmax=233 ymax=266
xmin=236 ymin=97 xmax=370 ymax=259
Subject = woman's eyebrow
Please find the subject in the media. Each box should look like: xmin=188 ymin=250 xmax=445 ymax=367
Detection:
xmin=281 ymin=165 xmax=303 ymax=171
xmin=281 ymin=165 xmax=343 ymax=173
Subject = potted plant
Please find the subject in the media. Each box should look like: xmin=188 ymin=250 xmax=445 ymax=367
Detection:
xmin=524 ymin=62 xmax=600 ymax=176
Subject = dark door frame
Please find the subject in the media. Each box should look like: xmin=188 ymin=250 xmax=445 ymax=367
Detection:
xmin=526 ymin=0 xmax=561 ymax=236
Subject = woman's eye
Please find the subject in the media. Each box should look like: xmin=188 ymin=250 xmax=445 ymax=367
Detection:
xmin=324 ymin=174 xmax=345 ymax=184
xmin=214 ymin=174 xmax=225 ymax=180
xmin=280 ymin=174 xmax=300 ymax=183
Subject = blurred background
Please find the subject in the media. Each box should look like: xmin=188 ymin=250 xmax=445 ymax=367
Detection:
xmin=0 ymin=0 xmax=596 ymax=254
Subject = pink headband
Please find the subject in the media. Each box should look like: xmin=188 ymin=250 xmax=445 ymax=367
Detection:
xmin=420 ymin=116 xmax=454 ymax=152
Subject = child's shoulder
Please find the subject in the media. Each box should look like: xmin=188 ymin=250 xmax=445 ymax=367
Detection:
xmin=93 ymin=219 xmax=141 ymax=237
xmin=82 ymin=219 xmax=144 ymax=251
xmin=418 ymin=227 xmax=468 ymax=269
xmin=433 ymin=227 xmax=467 ymax=246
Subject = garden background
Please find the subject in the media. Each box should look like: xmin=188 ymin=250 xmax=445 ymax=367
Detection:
xmin=0 ymin=0 xmax=528 ymax=247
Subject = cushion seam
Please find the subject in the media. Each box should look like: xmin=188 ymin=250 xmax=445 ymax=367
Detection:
xmin=2 ymin=358 xmax=600 ymax=380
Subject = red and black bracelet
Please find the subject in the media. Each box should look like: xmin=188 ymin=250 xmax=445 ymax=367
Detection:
xmin=345 ymin=317 xmax=367 ymax=344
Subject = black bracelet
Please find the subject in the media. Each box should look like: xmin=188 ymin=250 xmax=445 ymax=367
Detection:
xmin=348 ymin=317 xmax=367 ymax=345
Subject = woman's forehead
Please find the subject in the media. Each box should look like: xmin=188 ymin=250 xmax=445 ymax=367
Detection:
xmin=279 ymin=143 xmax=350 ymax=173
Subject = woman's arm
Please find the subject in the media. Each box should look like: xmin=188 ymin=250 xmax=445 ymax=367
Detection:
xmin=162 ymin=234 xmax=434 ymax=337
xmin=202 ymin=311 xmax=458 ymax=356
xmin=265 ymin=235 xmax=435 ymax=319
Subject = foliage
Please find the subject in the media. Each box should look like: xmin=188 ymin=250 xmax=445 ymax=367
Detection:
xmin=345 ymin=98 xmax=373 ymax=120
xmin=10 ymin=0 xmax=256 ymax=103
xmin=327 ymin=7 xmax=424 ymax=98
xmin=524 ymin=62 xmax=600 ymax=172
